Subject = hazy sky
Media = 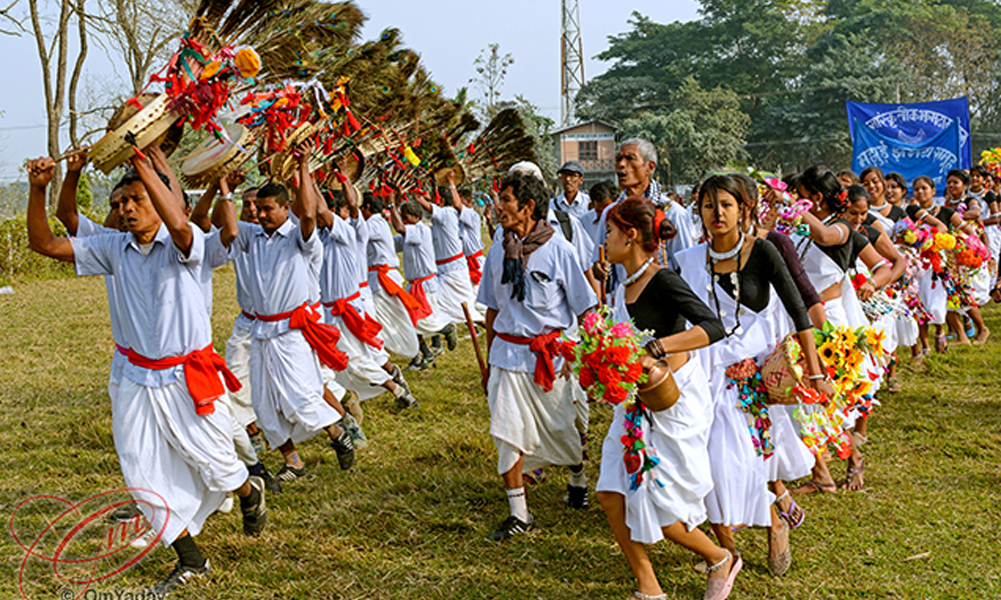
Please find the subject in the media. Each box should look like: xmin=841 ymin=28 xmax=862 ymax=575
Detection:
xmin=0 ymin=0 xmax=700 ymax=181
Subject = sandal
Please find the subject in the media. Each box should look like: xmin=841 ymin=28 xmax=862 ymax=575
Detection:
xmin=704 ymin=550 xmax=742 ymax=600
xmin=791 ymin=479 xmax=836 ymax=495
xmin=935 ymin=336 xmax=948 ymax=354
xmin=843 ymin=456 xmax=865 ymax=491
xmin=633 ymin=592 xmax=666 ymax=600
xmin=886 ymin=377 xmax=901 ymax=393
xmin=767 ymin=521 xmax=791 ymax=577
xmin=773 ymin=491 xmax=805 ymax=529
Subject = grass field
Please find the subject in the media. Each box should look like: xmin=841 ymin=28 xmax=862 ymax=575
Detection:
xmin=1 ymin=268 xmax=1000 ymax=600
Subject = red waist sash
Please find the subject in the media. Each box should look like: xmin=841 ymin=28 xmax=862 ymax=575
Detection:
xmin=408 ymin=274 xmax=435 ymax=321
xmin=124 ymin=344 xmax=240 ymax=416
xmin=323 ymin=292 xmax=384 ymax=350
xmin=436 ymin=252 xmax=464 ymax=266
xmin=495 ymin=330 xmax=572 ymax=392
xmin=466 ymin=249 xmax=484 ymax=285
xmin=368 ymin=265 xmax=423 ymax=325
xmin=256 ymin=302 xmax=349 ymax=371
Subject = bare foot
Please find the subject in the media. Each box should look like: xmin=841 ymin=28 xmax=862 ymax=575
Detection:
xmin=950 ymin=338 xmax=972 ymax=347
xmin=974 ymin=329 xmax=990 ymax=345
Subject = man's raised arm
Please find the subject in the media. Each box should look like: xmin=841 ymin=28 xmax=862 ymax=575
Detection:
xmin=26 ymin=157 xmax=76 ymax=262
xmin=54 ymin=148 xmax=88 ymax=236
xmin=131 ymin=150 xmax=193 ymax=255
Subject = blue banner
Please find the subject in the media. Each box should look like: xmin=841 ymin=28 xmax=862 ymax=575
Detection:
xmin=851 ymin=118 xmax=961 ymax=191
xmin=846 ymin=97 xmax=971 ymax=168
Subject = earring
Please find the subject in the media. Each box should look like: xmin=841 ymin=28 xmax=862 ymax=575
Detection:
xmin=626 ymin=239 xmax=631 ymax=247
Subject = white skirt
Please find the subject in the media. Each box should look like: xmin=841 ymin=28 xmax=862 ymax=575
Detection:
xmin=224 ymin=313 xmax=257 ymax=427
xmin=250 ymin=331 xmax=342 ymax=447
xmin=765 ymin=404 xmax=815 ymax=483
xmin=324 ymin=308 xmax=392 ymax=401
xmin=372 ymin=287 xmax=420 ymax=358
xmin=436 ymin=268 xmax=483 ymax=325
xmin=488 ymin=368 xmax=583 ymax=475
xmin=918 ymin=269 xmax=948 ymax=325
xmin=705 ymin=377 xmax=775 ymax=528
xmin=115 ymin=374 xmax=247 ymax=547
xmin=595 ymin=355 xmax=714 ymax=544
xmin=969 ymin=265 xmax=992 ymax=307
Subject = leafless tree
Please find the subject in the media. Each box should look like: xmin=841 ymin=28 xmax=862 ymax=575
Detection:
xmin=0 ymin=0 xmax=25 ymax=35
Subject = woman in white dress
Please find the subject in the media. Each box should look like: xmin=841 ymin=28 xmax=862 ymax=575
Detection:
xmin=791 ymin=168 xmax=896 ymax=493
xmin=678 ymin=175 xmax=829 ymax=577
xmin=597 ymin=197 xmax=739 ymax=600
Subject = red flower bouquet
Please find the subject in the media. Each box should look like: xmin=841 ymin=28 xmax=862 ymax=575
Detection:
xmin=569 ymin=307 xmax=648 ymax=405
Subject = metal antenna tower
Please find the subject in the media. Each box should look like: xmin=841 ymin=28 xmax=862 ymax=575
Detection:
xmin=561 ymin=0 xmax=585 ymax=128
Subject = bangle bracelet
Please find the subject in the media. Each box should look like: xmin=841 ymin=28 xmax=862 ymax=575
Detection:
xmin=807 ymin=374 xmax=825 ymax=380
xmin=220 ymin=193 xmax=234 ymax=201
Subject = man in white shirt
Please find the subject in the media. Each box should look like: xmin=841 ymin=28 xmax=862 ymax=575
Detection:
xmin=388 ymin=200 xmax=457 ymax=370
xmin=26 ymin=151 xmax=266 ymax=597
xmin=550 ymin=160 xmax=590 ymax=219
xmin=411 ymin=171 xmax=484 ymax=331
xmin=316 ymin=167 xmax=418 ymax=411
xmin=592 ymin=138 xmax=695 ymax=287
xmin=236 ymin=152 xmax=355 ymax=483
xmin=478 ymin=170 xmax=597 ymax=542
xmin=362 ymin=193 xmax=422 ymax=359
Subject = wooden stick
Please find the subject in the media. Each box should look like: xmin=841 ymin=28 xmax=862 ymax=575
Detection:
xmin=598 ymin=245 xmax=608 ymax=306
xmin=461 ymin=301 xmax=488 ymax=386
xmin=53 ymin=147 xmax=89 ymax=163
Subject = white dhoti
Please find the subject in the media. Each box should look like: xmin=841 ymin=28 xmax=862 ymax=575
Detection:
xmin=372 ymin=282 xmax=420 ymax=358
xmin=488 ymin=368 xmax=583 ymax=475
xmin=595 ymin=354 xmax=714 ymax=544
xmin=324 ymin=308 xmax=392 ymax=402
xmin=251 ymin=331 xmax=341 ymax=447
xmin=216 ymin=392 xmax=258 ymax=467
xmin=114 ymin=374 xmax=247 ymax=547
xmin=224 ymin=313 xmax=257 ymax=427
xmin=413 ymin=289 xmax=451 ymax=337
xmin=436 ymin=267 xmax=483 ymax=325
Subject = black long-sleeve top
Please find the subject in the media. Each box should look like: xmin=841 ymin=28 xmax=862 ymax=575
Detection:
xmin=797 ymin=217 xmax=871 ymax=273
xmin=626 ymin=268 xmax=726 ymax=343
xmin=767 ymin=230 xmax=822 ymax=310
xmin=716 ymin=238 xmax=813 ymax=332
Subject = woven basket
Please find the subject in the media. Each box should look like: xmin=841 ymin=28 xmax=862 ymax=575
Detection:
xmin=90 ymin=94 xmax=183 ymax=174
xmin=181 ymin=124 xmax=256 ymax=188
xmin=760 ymin=333 xmax=806 ymax=405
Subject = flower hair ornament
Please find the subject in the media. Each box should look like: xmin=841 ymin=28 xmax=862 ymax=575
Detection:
xmin=835 ymin=188 xmax=850 ymax=212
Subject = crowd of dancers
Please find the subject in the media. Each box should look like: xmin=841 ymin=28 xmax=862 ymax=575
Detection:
xmin=23 ymin=135 xmax=998 ymax=599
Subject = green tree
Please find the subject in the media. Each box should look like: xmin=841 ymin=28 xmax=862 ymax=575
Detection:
xmin=76 ymin=169 xmax=92 ymax=211
xmin=619 ymin=77 xmax=749 ymax=185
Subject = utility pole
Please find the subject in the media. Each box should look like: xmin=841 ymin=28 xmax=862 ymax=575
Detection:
xmin=561 ymin=0 xmax=584 ymax=128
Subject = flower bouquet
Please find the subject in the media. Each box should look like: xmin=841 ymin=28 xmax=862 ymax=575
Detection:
xmin=570 ymin=308 xmax=647 ymax=405
xmin=790 ymin=322 xmax=890 ymax=457
xmin=565 ymin=307 xmax=657 ymax=489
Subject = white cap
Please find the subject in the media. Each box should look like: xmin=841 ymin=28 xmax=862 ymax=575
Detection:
xmin=508 ymin=161 xmax=545 ymax=181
